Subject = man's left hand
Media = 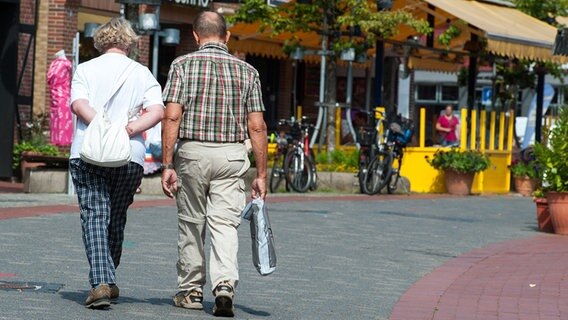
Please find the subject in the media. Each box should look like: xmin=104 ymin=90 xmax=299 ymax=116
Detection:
xmin=161 ymin=169 xmax=178 ymax=199
xmin=251 ymin=177 xmax=267 ymax=200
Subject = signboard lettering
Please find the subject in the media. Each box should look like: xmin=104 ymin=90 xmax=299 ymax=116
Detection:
xmin=164 ymin=0 xmax=210 ymax=8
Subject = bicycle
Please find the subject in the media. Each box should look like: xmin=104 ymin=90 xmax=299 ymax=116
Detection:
xmin=269 ymin=118 xmax=317 ymax=193
xmin=269 ymin=131 xmax=291 ymax=193
xmin=361 ymin=110 xmax=413 ymax=195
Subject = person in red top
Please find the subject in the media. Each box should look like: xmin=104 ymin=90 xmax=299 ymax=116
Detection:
xmin=436 ymin=105 xmax=459 ymax=146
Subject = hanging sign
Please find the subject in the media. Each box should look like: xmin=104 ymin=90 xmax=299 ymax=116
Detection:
xmin=164 ymin=0 xmax=210 ymax=8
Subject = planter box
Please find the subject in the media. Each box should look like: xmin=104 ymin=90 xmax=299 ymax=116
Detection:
xmin=24 ymin=167 xmax=412 ymax=195
xmin=24 ymin=168 xmax=68 ymax=193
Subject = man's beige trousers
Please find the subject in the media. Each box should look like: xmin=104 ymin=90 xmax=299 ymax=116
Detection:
xmin=174 ymin=141 xmax=250 ymax=293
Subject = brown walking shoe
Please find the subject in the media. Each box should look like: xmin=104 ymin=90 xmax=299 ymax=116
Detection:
xmin=85 ymin=284 xmax=111 ymax=309
xmin=173 ymin=289 xmax=204 ymax=310
xmin=212 ymin=281 xmax=234 ymax=317
xmin=110 ymin=284 xmax=119 ymax=300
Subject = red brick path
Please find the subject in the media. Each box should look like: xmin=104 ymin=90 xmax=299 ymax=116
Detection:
xmin=390 ymin=235 xmax=568 ymax=320
xmin=0 ymin=192 xmax=453 ymax=220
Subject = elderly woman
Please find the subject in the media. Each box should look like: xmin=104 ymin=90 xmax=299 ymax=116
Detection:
xmin=69 ymin=17 xmax=164 ymax=309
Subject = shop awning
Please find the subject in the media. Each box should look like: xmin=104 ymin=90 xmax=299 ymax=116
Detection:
xmin=414 ymin=0 xmax=563 ymax=62
xmin=557 ymin=16 xmax=568 ymax=27
xmin=228 ymin=0 xmax=566 ymax=70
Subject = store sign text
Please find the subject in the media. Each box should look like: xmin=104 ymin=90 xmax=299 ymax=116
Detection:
xmin=165 ymin=0 xmax=209 ymax=8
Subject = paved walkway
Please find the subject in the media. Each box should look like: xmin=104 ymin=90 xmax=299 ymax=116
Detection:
xmin=391 ymin=235 xmax=568 ymax=320
xmin=0 ymin=187 xmax=555 ymax=320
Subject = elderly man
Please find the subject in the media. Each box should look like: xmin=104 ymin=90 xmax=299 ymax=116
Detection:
xmin=161 ymin=11 xmax=267 ymax=317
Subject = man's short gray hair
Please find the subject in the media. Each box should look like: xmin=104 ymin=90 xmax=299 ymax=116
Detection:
xmin=193 ymin=11 xmax=227 ymax=39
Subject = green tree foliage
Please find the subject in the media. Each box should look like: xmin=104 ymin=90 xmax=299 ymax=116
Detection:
xmin=230 ymin=0 xmax=430 ymax=151
xmin=513 ymin=0 xmax=568 ymax=23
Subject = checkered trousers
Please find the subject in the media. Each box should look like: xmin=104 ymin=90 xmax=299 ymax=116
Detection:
xmin=69 ymin=159 xmax=143 ymax=287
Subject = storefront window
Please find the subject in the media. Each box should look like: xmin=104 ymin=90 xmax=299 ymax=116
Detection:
xmin=416 ymin=84 xmax=437 ymax=101
xmin=79 ymin=33 xmax=98 ymax=63
xmin=441 ymin=85 xmax=458 ymax=102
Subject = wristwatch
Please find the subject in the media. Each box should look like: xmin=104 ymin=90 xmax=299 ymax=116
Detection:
xmin=161 ymin=163 xmax=175 ymax=170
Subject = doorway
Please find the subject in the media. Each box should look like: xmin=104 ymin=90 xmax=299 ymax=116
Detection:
xmin=0 ymin=1 xmax=19 ymax=177
xmin=246 ymin=56 xmax=280 ymax=131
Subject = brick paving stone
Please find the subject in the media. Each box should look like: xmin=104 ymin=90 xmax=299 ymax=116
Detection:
xmin=391 ymin=236 xmax=568 ymax=320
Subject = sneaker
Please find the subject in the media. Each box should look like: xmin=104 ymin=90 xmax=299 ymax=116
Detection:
xmin=212 ymin=281 xmax=234 ymax=317
xmin=110 ymin=284 xmax=119 ymax=300
xmin=173 ymin=289 xmax=204 ymax=310
xmin=85 ymin=284 xmax=111 ymax=309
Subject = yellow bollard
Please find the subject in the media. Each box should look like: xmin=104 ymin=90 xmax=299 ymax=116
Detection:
xmin=479 ymin=110 xmax=486 ymax=151
xmin=489 ymin=111 xmax=496 ymax=151
xmin=470 ymin=109 xmax=477 ymax=150
xmin=460 ymin=108 xmax=468 ymax=150
xmin=507 ymin=110 xmax=515 ymax=151
xmin=335 ymin=106 xmax=341 ymax=148
xmin=420 ymin=108 xmax=426 ymax=148
xmin=498 ymin=112 xmax=505 ymax=151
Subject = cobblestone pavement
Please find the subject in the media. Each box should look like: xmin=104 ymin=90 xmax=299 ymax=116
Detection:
xmin=0 ymin=194 xmax=536 ymax=320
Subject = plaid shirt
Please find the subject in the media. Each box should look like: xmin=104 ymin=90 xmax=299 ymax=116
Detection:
xmin=163 ymin=42 xmax=265 ymax=143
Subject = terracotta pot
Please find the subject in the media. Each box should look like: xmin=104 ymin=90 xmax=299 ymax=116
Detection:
xmin=514 ymin=176 xmax=538 ymax=197
xmin=444 ymin=170 xmax=474 ymax=196
xmin=535 ymin=198 xmax=553 ymax=233
xmin=547 ymin=192 xmax=568 ymax=235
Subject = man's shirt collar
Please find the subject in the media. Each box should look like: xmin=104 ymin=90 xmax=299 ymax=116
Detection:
xmin=199 ymin=42 xmax=229 ymax=52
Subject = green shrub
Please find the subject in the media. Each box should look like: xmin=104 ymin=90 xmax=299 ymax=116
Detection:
xmin=315 ymin=149 xmax=359 ymax=173
xmin=510 ymin=160 xmax=539 ymax=179
xmin=534 ymin=106 xmax=568 ymax=192
xmin=426 ymin=148 xmax=490 ymax=174
xmin=12 ymin=141 xmax=61 ymax=170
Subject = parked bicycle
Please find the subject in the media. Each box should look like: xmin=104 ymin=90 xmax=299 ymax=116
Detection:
xmin=269 ymin=118 xmax=317 ymax=193
xmin=360 ymin=109 xmax=413 ymax=195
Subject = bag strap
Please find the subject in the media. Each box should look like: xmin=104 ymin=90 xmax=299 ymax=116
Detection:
xmin=102 ymin=61 xmax=136 ymax=112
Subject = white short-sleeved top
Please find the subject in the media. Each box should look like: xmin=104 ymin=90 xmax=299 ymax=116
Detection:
xmin=70 ymin=53 xmax=164 ymax=166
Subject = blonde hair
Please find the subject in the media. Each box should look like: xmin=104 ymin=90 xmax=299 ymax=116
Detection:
xmin=93 ymin=17 xmax=139 ymax=53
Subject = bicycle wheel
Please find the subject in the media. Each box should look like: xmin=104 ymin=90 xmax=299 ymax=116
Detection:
xmin=308 ymin=154 xmax=318 ymax=191
xmin=358 ymin=163 xmax=368 ymax=194
xmin=362 ymin=151 xmax=393 ymax=195
xmin=386 ymin=169 xmax=399 ymax=194
xmin=269 ymin=155 xmax=284 ymax=193
xmin=284 ymin=150 xmax=312 ymax=193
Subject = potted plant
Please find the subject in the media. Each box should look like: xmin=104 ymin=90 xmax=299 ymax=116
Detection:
xmin=534 ymin=106 xmax=568 ymax=235
xmin=532 ymin=189 xmax=553 ymax=233
xmin=510 ymin=159 xmax=539 ymax=197
xmin=426 ymin=148 xmax=491 ymax=195
xmin=12 ymin=140 xmax=61 ymax=179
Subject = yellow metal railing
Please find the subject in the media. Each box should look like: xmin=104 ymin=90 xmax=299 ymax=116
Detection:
xmin=405 ymin=107 xmax=516 ymax=194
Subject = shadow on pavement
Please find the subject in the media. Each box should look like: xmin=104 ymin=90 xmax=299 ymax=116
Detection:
xmin=59 ymin=290 xmax=173 ymax=307
xmin=235 ymin=304 xmax=271 ymax=317
xmin=59 ymin=290 xmax=88 ymax=305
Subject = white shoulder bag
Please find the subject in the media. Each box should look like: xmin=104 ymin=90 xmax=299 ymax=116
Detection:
xmin=80 ymin=62 xmax=136 ymax=167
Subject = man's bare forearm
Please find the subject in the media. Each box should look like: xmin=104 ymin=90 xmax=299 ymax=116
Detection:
xmin=250 ymin=127 xmax=267 ymax=179
xmin=127 ymin=105 xmax=164 ymax=137
xmin=162 ymin=103 xmax=183 ymax=165
xmin=71 ymin=99 xmax=96 ymax=125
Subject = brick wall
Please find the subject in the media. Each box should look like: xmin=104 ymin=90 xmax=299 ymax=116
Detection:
xmin=138 ymin=35 xmax=150 ymax=67
xmin=177 ymin=24 xmax=198 ymax=56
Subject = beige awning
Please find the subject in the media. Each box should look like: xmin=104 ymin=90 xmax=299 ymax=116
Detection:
xmin=228 ymin=0 xmax=567 ymax=70
xmin=416 ymin=0 xmax=564 ymax=62
xmin=557 ymin=16 xmax=568 ymax=27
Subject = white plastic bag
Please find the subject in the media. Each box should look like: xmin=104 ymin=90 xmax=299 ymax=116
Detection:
xmin=242 ymin=198 xmax=276 ymax=276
